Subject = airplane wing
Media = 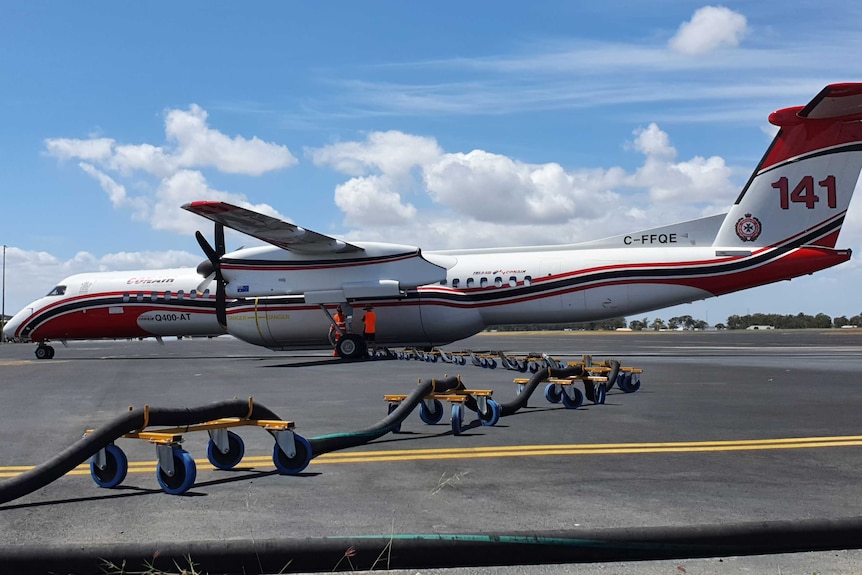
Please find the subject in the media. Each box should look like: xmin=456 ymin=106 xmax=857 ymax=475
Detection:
xmin=182 ymin=201 xmax=364 ymax=255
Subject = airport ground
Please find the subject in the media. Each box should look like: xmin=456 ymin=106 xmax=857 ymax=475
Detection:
xmin=2 ymin=329 xmax=862 ymax=574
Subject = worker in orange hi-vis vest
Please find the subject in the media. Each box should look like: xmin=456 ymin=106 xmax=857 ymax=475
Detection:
xmin=362 ymin=305 xmax=377 ymax=355
xmin=330 ymin=305 xmax=346 ymax=356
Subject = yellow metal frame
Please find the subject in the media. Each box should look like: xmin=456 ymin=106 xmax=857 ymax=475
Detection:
xmin=85 ymin=397 xmax=294 ymax=446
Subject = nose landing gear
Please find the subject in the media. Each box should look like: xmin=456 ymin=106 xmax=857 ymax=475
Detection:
xmin=35 ymin=343 xmax=55 ymax=360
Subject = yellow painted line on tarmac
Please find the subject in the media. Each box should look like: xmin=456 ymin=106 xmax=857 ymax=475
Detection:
xmin=2 ymin=435 xmax=862 ymax=478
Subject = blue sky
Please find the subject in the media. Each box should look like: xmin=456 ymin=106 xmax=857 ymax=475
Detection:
xmin=2 ymin=1 xmax=862 ymax=325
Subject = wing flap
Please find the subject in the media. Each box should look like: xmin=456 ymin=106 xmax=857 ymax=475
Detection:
xmin=182 ymin=201 xmax=363 ymax=254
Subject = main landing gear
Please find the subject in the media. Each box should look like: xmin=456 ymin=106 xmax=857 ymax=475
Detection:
xmin=35 ymin=343 xmax=55 ymax=360
xmin=321 ymin=303 xmax=368 ymax=360
xmin=336 ymin=333 xmax=367 ymax=360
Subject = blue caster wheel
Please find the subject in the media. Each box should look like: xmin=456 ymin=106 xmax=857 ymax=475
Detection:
xmin=592 ymin=382 xmax=606 ymax=404
xmin=544 ymin=383 xmax=562 ymax=404
xmin=619 ymin=373 xmax=641 ymax=393
xmin=273 ymin=434 xmax=312 ymax=475
xmin=451 ymin=403 xmax=464 ymax=436
xmin=561 ymin=387 xmax=584 ymax=409
xmin=156 ymin=449 xmax=197 ymax=495
xmin=419 ymin=399 xmax=445 ymax=424
xmin=90 ymin=444 xmax=128 ymax=488
xmin=478 ymin=399 xmax=501 ymax=427
xmin=207 ymin=431 xmax=245 ymax=470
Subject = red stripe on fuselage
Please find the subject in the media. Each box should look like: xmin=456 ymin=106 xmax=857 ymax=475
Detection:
xmin=24 ymin=301 xmax=217 ymax=341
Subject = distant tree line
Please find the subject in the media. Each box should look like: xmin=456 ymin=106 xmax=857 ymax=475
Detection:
xmin=490 ymin=312 xmax=862 ymax=332
xmin=492 ymin=318 xmax=627 ymax=331
xmin=725 ymin=312 xmax=862 ymax=330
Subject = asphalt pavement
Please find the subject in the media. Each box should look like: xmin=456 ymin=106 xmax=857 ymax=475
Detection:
xmin=2 ymin=330 xmax=862 ymax=574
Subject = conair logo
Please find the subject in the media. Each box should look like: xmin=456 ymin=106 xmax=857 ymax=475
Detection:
xmin=735 ymin=213 xmax=762 ymax=242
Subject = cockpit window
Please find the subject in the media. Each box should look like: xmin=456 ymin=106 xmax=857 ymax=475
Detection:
xmin=46 ymin=285 xmax=66 ymax=297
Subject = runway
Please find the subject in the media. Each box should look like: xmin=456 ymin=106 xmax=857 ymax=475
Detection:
xmin=2 ymin=330 xmax=862 ymax=574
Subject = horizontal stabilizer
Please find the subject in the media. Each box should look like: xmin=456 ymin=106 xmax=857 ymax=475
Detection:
xmin=571 ymin=214 xmax=726 ymax=250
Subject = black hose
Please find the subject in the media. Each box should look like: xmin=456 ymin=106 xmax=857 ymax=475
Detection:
xmin=5 ymin=515 xmax=862 ymax=574
xmin=0 ymin=399 xmax=282 ymax=505
xmin=499 ymin=365 xmax=585 ymax=416
xmin=308 ymin=375 xmax=463 ymax=456
xmin=604 ymin=359 xmax=621 ymax=390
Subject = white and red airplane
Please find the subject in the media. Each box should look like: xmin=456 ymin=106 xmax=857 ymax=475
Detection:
xmin=2 ymin=268 xmax=225 ymax=358
xmin=6 ymin=83 xmax=862 ymax=359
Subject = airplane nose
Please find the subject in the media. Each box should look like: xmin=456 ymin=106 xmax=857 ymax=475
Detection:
xmin=2 ymin=307 xmax=31 ymax=342
xmin=2 ymin=319 xmax=16 ymax=341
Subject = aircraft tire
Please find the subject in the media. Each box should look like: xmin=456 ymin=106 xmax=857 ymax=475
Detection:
xmin=336 ymin=334 xmax=366 ymax=359
xmin=35 ymin=346 xmax=51 ymax=360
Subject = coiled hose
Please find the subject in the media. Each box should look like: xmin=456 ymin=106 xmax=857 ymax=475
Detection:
xmin=0 ymin=399 xmax=281 ymax=505
xmin=0 ymin=376 xmax=468 ymax=505
xmin=309 ymin=374 xmax=463 ymax=455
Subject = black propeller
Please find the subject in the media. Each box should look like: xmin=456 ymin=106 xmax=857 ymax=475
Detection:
xmin=194 ymin=223 xmax=228 ymax=330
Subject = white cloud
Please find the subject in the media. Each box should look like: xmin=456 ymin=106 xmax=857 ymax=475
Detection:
xmin=669 ymin=6 xmax=749 ymax=55
xmin=150 ymin=170 xmax=288 ymax=236
xmin=627 ymin=123 xmax=735 ymax=206
xmin=78 ymin=162 xmax=149 ymax=217
xmin=164 ymin=104 xmax=297 ymax=175
xmin=42 ymin=105 xmax=299 ymax=240
xmin=311 ymin=130 xmax=441 ymax=176
xmin=334 ymin=175 xmax=418 ymax=226
xmin=423 ymin=150 xmax=619 ymax=224
xmin=309 ymin=125 xmax=738 ymax=249
xmin=44 ymin=137 xmax=115 ymax=162
xmin=46 ymin=105 xmax=297 ymax=178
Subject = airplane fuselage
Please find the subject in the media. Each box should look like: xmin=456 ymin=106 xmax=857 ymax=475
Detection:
xmin=4 ymin=268 xmax=223 ymax=344
xmin=223 ymin=241 xmax=849 ymax=350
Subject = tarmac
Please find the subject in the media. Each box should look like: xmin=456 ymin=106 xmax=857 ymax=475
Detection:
xmin=2 ymin=329 xmax=862 ymax=574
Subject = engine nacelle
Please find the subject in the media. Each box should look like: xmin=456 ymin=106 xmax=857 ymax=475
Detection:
xmin=221 ymin=242 xmax=447 ymax=299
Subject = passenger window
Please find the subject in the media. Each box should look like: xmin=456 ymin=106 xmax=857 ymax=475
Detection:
xmin=122 ymin=293 xmax=130 ymax=303
xmin=190 ymin=290 xmax=197 ymax=299
xmin=177 ymin=290 xmax=184 ymax=300
xmin=466 ymin=278 xmax=475 ymax=288
xmin=440 ymin=279 xmax=448 ymax=286
xmin=165 ymin=290 xmax=172 ymax=300
xmin=480 ymin=277 xmax=488 ymax=288
xmin=452 ymin=278 xmax=460 ymax=288
xmin=151 ymin=292 xmax=158 ymax=302
xmin=202 ymin=289 xmax=210 ymax=298
xmin=136 ymin=292 xmax=144 ymax=302
xmin=509 ymin=276 xmax=517 ymax=287
xmin=494 ymin=277 xmax=503 ymax=288
xmin=524 ymin=276 xmax=532 ymax=286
